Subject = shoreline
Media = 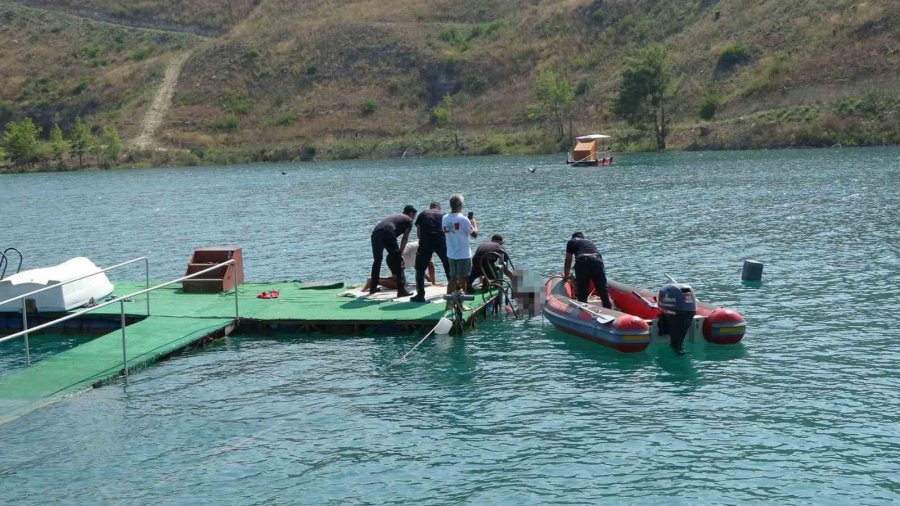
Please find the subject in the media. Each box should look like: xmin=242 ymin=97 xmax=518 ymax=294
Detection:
xmin=2 ymin=141 xmax=896 ymax=175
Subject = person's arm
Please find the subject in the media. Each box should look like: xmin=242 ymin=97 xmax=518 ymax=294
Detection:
xmin=469 ymin=217 xmax=478 ymax=238
xmin=399 ymin=229 xmax=410 ymax=254
xmin=502 ymin=251 xmax=512 ymax=276
xmin=563 ymin=252 xmax=573 ymax=280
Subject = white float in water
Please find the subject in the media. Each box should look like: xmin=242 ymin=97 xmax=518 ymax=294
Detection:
xmin=434 ymin=317 xmax=453 ymax=335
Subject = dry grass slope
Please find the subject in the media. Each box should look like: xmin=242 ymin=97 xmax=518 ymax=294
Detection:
xmin=2 ymin=0 xmax=899 ymax=165
xmin=0 ymin=2 xmax=201 ymax=142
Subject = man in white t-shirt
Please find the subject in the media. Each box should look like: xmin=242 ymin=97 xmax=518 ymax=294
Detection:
xmin=441 ymin=194 xmax=478 ymax=304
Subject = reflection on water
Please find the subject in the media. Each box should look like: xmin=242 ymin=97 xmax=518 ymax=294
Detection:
xmin=1 ymin=148 xmax=899 ymax=503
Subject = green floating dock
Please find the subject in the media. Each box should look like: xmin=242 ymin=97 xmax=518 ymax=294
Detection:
xmin=0 ymin=316 xmax=233 ymax=422
xmin=86 ymin=281 xmax=448 ymax=326
xmin=0 ymin=281 xmax=451 ymax=423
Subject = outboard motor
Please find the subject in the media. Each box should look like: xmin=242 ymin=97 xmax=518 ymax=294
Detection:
xmin=657 ymin=283 xmax=696 ymax=354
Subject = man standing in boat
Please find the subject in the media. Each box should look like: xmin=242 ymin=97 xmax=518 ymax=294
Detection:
xmin=563 ymin=232 xmax=612 ymax=308
xmin=442 ymin=194 xmax=478 ymax=307
xmin=410 ymin=202 xmax=449 ymax=303
xmin=369 ymin=205 xmax=417 ymax=297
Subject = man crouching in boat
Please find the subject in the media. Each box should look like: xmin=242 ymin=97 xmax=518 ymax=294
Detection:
xmin=563 ymin=232 xmax=612 ymax=308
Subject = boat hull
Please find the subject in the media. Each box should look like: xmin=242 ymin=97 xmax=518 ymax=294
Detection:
xmin=542 ymin=277 xmax=651 ymax=352
xmin=606 ymin=279 xmax=746 ymax=344
xmin=0 ymin=257 xmax=114 ymax=312
xmin=543 ymin=276 xmax=746 ymax=352
xmin=566 ymin=157 xmax=613 ymax=167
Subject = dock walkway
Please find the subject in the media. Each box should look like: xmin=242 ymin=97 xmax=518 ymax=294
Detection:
xmin=0 ymin=316 xmax=232 ymax=422
xmin=0 ymin=281 xmax=450 ymax=422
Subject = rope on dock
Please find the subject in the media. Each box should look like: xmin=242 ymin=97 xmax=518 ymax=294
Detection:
xmin=400 ymin=318 xmax=445 ymax=361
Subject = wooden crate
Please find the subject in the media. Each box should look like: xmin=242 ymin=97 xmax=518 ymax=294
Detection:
xmin=182 ymin=247 xmax=244 ymax=293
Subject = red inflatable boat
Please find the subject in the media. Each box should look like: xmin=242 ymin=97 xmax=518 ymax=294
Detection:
xmin=543 ymin=276 xmax=746 ymax=353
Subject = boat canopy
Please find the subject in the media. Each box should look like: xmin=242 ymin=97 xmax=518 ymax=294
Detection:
xmin=572 ymin=141 xmax=596 ymax=161
xmin=576 ymin=134 xmax=611 ymax=140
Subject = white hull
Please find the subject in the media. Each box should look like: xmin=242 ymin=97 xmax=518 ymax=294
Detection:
xmin=0 ymin=257 xmax=114 ymax=312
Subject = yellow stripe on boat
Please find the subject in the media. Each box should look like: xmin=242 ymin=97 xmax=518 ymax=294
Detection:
xmin=717 ymin=326 xmax=745 ymax=334
xmin=622 ymin=334 xmax=648 ymax=341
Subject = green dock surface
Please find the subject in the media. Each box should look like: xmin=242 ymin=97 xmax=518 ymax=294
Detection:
xmin=0 ymin=316 xmax=232 ymax=422
xmin=0 ymin=281 xmax=448 ymax=422
xmin=89 ymin=281 xmax=447 ymax=323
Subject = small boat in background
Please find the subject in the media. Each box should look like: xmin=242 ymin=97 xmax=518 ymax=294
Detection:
xmin=566 ymin=134 xmax=613 ymax=166
xmin=543 ymin=276 xmax=746 ymax=353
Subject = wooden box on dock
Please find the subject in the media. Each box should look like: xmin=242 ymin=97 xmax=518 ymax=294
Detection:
xmin=182 ymin=247 xmax=244 ymax=293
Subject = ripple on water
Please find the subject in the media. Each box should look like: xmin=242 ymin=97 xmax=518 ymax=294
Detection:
xmin=1 ymin=148 xmax=900 ymax=504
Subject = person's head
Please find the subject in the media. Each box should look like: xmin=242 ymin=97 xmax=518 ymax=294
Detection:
xmin=429 ymin=201 xmax=441 ymax=210
xmin=571 ymin=232 xmax=584 ymax=240
xmin=491 ymin=234 xmax=504 ymax=245
xmin=403 ymin=204 xmax=417 ymax=217
xmin=449 ymin=194 xmax=464 ymax=212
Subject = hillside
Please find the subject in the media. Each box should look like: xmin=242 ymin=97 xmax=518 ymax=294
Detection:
xmin=1 ymin=0 xmax=899 ymax=167
xmin=0 ymin=2 xmax=199 ymax=143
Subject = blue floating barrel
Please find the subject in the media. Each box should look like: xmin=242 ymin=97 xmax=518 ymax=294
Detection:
xmin=741 ymin=260 xmax=764 ymax=281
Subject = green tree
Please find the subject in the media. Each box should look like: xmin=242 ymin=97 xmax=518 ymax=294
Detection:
xmin=102 ymin=125 xmax=123 ymax=166
xmin=698 ymin=94 xmax=720 ymax=120
xmin=430 ymin=94 xmax=453 ymax=127
xmin=0 ymin=146 xmax=6 ymax=162
xmin=431 ymin=95 xmax=461 ymax=151
xmin=2 ymin=117 xmax=42 ymax=165
xmin=529 ymin=69 xmax=575 ymax=141
xmin=69 ymin=117 xmax=95 ymax=168
xmin=49 ymin=123 xmax=68 ymax=168
xmin=615 ymin=44 xmax=674 ymax=151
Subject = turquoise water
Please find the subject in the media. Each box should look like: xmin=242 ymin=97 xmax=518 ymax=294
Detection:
xmin=1 ymin=148 xmax=899 ymax=503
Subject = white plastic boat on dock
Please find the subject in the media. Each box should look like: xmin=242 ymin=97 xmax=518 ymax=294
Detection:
xmin=0 ymin=257 xmax=113 ymax=312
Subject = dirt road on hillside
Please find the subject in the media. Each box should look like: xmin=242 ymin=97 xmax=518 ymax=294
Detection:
xmin=132 ymin=51 xmax=191 ymax=149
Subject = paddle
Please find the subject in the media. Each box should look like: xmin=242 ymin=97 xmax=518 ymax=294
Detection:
xmin=566 ymin=299 xmax=615 ymax=324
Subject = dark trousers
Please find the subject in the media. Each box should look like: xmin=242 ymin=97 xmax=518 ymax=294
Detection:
xmin=371 ymin=231 xmax=404 ymax=293
xmin=415 ymin=241 xmax=449 ymax=297
xmin=574 ymin=255 xmax=612 ymax=308
xmin=468 ymin=257 xmax=497 ymax=290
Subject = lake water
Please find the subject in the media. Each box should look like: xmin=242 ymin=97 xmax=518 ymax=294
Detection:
xmin=1 ymin=148 xmax=899 ymax=504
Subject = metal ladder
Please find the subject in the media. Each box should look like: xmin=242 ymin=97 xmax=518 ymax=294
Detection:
xmin=0 ymin=248 xmax=23 ymax=280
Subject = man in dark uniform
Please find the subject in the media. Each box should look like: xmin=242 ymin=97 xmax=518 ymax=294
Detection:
xmin=468 ymin=234 xmax=513 ymax=291
xmin=563 ymin=232 xmax=612 ymax=308
xmin=370 ymin=205 xmax=417 ymax=297
xmin=410 ymin=202 xmax=449 ymax=302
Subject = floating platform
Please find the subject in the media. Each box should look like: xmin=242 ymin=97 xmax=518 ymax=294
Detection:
xmin=0 ymin=316 xmax=233 ymax=423
xmin=0 ymin=281 xmax=484 ymax=423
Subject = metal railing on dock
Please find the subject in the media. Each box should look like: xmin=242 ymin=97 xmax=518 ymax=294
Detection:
xmin=0 ymin=260 xmax=237 ymax=378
